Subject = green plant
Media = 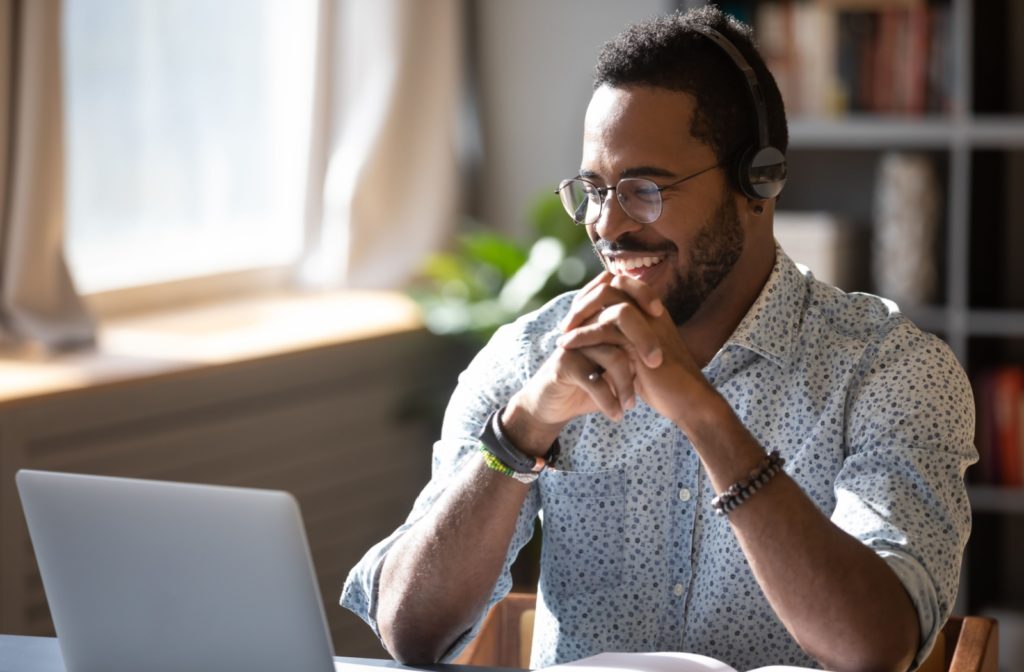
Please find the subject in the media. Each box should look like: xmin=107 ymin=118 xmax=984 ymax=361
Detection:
xmin=409 ymin=192 xmax=602 ymax=342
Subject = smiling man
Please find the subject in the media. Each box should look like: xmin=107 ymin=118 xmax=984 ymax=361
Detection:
xmin=342 ymin=7 xmax=976 ymax=672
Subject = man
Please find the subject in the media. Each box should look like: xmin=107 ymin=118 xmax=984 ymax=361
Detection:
xmin=342 ymin=7 xmax=976 ymax=671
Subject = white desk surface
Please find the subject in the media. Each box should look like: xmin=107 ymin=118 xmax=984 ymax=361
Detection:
xmin=0 ymin=634 xmax=519 ymax=672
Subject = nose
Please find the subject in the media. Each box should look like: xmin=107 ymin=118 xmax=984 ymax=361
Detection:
xmin=592 ymin=189 xmax=643 ymax=241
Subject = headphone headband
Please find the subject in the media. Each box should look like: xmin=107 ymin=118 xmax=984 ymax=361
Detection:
xmin=690 ymin=25 xmax=770 ymax=151
xmin=690 ymin=24 xmax=787 ymax=200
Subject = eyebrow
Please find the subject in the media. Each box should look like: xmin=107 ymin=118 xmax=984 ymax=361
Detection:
xmin=578 ymin=165 xmax=678 ymax=181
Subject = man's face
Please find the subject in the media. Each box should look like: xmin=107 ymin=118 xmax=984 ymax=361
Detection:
xmin=581 ymin=84 xmax=746 ymax=325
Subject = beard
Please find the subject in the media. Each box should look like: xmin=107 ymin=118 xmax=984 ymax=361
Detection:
xmin=592 ymin=191 xmax=745 ymax=325
xmin=662 ymin=193 xmax=744 ymax=324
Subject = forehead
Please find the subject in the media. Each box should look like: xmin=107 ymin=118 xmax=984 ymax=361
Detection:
xmin=582 ymin=84 xmax=713 ymax=174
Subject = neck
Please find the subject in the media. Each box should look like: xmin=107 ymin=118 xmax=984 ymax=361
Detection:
xmin=676 ymin=237 xmax=776 ymax=369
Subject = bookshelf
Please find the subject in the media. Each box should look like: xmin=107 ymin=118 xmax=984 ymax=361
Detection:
xmin=690 ymin=0 xmax=1024 ymax=634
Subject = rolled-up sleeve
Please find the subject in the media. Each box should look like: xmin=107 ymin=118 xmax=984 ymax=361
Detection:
xmin=835 ymin=324 xmax=977 ymax=669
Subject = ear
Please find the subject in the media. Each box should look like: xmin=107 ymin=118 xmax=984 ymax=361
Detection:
xmin=744 ymin=197 xmax=768 ymax=216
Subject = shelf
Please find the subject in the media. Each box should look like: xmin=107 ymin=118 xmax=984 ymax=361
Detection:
xmin=878 ymin=306 xmax=1024 ymax=337
xmin=968 ymin=117 xmax=1024 ymax=149
xmin=790 ymin=117 xmax=957 ymax=149
xmin=789 ymin=115 xmax=1024 ymax=149
xmin=901 ymin=305 xmax=949 ymax=334
xmin=968 ymin=484 xmax=1024 ymax=514
xmin=964 ymin=309 xmax=1024 ymax=337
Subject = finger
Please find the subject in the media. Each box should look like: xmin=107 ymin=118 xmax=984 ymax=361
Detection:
xmin=561 ymin=281 xmax=638 ymax=333
xmin=561 ymin=273 xmax=615 ymax=331
xmin=579 ymin=269 xmax=615 ymax=295
xmin=599 ymin=303 xmax=663 ymax=367
xmin=576 ymin=345 xmax=636 ymax=419
xmin=557 ymin=303 xmax=663 ymax=368
xmin=608 ymin=274 xmax=665 ymax=318
xmin=555 ymin=345 xmax=634 ymax=421
xmin=563 ymin=275 xmax=665 ymax=334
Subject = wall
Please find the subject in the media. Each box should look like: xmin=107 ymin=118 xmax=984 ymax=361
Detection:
xmin=473 ymin=0 xmax=671 ymax=236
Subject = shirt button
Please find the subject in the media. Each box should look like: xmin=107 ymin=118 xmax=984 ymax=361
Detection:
xmin=673 ymin=583 xmax=684 ymax=597
xmin=678 ymin=488 xmax=692 ymax=502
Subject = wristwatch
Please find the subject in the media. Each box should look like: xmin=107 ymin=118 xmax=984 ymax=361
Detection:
xmin=477 ymin=406 xmax=560 ymax=474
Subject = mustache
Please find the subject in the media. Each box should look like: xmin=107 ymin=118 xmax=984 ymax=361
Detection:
xmin=593 ymin=235 xmax=675 ymax=256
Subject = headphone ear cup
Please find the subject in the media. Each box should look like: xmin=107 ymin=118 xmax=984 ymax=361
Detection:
xmin=737 ymin=145 xmax=788 ymax=200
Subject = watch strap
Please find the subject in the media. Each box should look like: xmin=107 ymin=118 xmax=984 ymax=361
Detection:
xmin=477 ymin=406 xmax=559 ymax=474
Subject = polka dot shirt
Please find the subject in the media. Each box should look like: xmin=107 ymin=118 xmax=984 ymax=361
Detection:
xmin=341 ymin=245 xmax=977 ymax=671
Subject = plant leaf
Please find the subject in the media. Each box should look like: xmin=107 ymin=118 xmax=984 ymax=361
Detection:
xmin=459 ymin=232 xmax=528 ymax=278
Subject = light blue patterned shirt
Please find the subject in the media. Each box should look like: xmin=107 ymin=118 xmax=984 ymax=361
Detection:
xmin=341 ymin=246 xmax=976 ymax=671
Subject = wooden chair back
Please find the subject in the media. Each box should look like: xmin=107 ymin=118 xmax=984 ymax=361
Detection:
xmin=454 ymin=592 xmax=536 ymax=669
xmin=919 ymin=615 xmax=998 ymax=672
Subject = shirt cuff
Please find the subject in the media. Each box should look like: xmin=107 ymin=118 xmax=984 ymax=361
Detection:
xmin=877 ymin=548 xmax=943 ymax=671
xmin=340 ymin=526 xmax=410 ymax=644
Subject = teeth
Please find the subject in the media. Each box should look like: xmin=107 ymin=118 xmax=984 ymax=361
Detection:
xmin=609 ymin=256 xmax=662 ymax=273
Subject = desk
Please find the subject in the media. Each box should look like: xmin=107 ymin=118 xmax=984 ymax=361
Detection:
xmin=0 ymin=635 xmax=518 ymax=672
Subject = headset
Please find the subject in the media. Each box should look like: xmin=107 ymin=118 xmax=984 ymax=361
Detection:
xmin=691 ymin=24 xmax=787 ymax=201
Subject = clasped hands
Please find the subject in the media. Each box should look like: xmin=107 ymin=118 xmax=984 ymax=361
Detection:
xmin=509 ymin=271 xmax=713 ymax=449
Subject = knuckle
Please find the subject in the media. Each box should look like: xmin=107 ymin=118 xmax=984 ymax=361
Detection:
xmin=608 ymin=348 xmax=629 ymax=367
xmin=603 ymin=303 xmax=629 ymax=321
xmin=551 ymin=347 xmax=574 ymax=366
xmin=609 ymin=274 xmax=634 ymax=291
xmin=600 ymin=305 xmax=639 ymax=332
xmin=596 ymin=309 xmax=617 ymax=326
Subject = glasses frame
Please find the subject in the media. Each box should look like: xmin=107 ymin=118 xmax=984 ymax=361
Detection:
xmin=555 ymin=163 xmax=720 ymax=226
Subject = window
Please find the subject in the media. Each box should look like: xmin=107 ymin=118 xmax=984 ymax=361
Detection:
xmin=63 ymin=0 xmax=318 ymax=294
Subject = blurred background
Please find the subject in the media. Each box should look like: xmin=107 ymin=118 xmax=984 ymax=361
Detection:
xmin=1 ymin=0 xmax=1023 ymax=668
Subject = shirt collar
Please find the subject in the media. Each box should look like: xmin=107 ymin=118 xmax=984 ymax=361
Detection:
xmin=724 ymin=243 xmax=807 ymax=369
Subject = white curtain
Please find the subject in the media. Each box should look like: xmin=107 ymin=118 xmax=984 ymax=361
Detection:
xmin=300 ymin=0 xmax=463 ymax=289
xmin=0 ymin=0 xmax=94 ymax=350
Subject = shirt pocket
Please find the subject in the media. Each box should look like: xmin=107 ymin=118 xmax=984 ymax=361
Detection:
xmin=538 ymin=468 xmax=626 ymax=600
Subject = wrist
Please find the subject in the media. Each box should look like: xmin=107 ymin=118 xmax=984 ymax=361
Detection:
xmin=502 ymin=394 xmax=565 ymax=458
xmin=676 ymin=386 xmax=771 ymax=491
xmin=478 ymin=405 xmax=560 ymax=475
xmin=669 ymin=378 xmax=725 ymax=436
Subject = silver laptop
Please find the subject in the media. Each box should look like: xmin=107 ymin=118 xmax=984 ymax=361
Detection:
xmin=16 ymin=469 xmax=337 ymax=672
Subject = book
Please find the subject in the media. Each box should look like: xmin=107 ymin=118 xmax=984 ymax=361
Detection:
xmin=904 ymin=5 xmax=930 ymax=114
xmin=993 ymin=367 xmax=1024 ymax=487
xmin=536 ymin=651 xmax=818 ymax=672
xmin=925 ymin=5 xmax=952 ymax=113
xmin=793 ymin=2 xmax=839 ymax=117
xmin=973 ymin=368 xmax=998 ymax=484
xmin=773 ymin=211 xmax=863 ymax=291
xmin=871 ymin=8 xmax=898 ymax=113
xmin=971 ymin=366 xmax=1024 ymax=486
xmin=755 ymin=2 xmax=798 ymax=115
xmin=753 ymin=2 xmax=951 ymax=117
xmin=871 ymin=152 xmax=940 ymax=306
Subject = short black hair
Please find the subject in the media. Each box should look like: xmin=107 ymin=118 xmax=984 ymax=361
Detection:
xmin=594 ymin=6 xmax=788 ymax=181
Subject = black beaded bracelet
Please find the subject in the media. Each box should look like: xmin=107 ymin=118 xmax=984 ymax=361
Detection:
xmin=711 ymin=450 xmax=785 ymax=516
xmin=477 ymin=406 xmax=560 ymax=475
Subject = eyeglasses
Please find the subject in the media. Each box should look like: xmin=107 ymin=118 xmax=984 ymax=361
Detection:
xmin=555 ymin=164 xmax=720 ymax=225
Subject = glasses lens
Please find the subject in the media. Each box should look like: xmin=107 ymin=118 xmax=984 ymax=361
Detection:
xmin=616 ymin=179 xmax=662 ymax=224
xmin=558 ymin=179 xmax=601 ymax=225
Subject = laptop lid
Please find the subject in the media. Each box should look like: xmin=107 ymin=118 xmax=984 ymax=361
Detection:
xmin=16 ymin=469 xmax=336 ymax=672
